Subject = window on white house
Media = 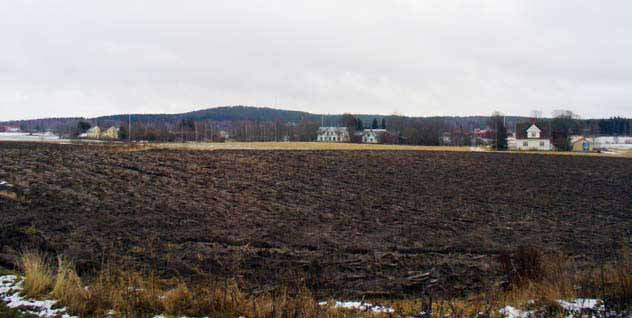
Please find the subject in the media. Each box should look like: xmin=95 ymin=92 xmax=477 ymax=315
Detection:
xmin=523 ymin=141 xmax=528 ymax=146
xmin=540 ymin=141 xmax=545 ymax=146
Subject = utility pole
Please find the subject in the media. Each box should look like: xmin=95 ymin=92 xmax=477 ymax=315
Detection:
xmin=128 ymin=113 xmax=132 ymax=143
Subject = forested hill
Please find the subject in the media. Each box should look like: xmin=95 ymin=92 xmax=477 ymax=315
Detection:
xmin=96 ymin=106 xmax=530 ymax=126
xmin=2 ymin=105 xmax=531 ymax=131
xmin=97 ymin=106 xmax=316 ymax=123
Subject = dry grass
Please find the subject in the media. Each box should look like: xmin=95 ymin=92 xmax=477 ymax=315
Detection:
xmin=161 ymin=283 xmax=193 ymax=316
xmin=88 ymin=269 xmax=163 ymax=317
xmin=11 ymin=249 xmax=632 ymax=317
xmin=583 ymin=250 xmax=632 ymax=313
xmin=0 ymin=190 xmax=31 ymax=203
xmin=50 ymin=257 xmax=90 ymax=315
xmin=20 ymin=251 xmax=53 ymax=298
xmin=0 ymin=191 xmax=18 ymax=201
xmin=497 ymin=247 xmax=632 ymax=316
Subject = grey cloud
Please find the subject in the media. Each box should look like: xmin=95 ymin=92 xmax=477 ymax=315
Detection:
xmin=1 ymin=0 xmax=631 ymax=120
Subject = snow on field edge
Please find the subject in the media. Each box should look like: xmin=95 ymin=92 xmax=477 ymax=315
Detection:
xmin=0 ymin=275 xmax=75 ymax=318
xmin=318 ymin=300 xmax=395 ymax=313
xmin=500 ymin=298 xmax=606 ymax=318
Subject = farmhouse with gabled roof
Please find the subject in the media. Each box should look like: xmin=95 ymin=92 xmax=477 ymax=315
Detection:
xmin=515 ymin=122 xmax=553 ymax=151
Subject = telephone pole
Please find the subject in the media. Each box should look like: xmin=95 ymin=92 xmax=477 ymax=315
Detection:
xmin=128 ymin=113 xmax=132 ymax=143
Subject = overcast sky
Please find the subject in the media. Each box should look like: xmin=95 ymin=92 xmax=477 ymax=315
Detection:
xmin=1 ymin=0 xmax=632 ymax=120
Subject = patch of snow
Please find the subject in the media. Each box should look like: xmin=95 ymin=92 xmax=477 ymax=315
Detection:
xmin=0 ymin=132 xmax=62 ymax=142
xmin=0 ymin=181 xmax=13 ymax=187
xmin=500 ymin=299 xmax=606 ymax=318
xmin=470 ymin=146 xmax=485 ymax=152
xmin=0 ymin=275 xmax=19 ymax=295
xmin=318 ymin=300 xmax=394 ymax=313
xmin=558 ymin=298 xmax=601 ymax=312
xmin=499 ymin=305 xmax=533 ymax=318
xmin=0 ymin=275 xmax=76 ymax=318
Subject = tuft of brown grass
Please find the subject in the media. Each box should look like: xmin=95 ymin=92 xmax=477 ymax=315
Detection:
xmin=50 ymin=257 xmax=89 ymax=315
xmin=89 ymin=268 xmax=163 ymax=318
xmin=499 ymin=247 xmax=578 ymax=309
xmin=162 ymin=283 xmax=193 ymax=316
xmin=20 ymin=251 xmax=53 ymax=298
xmin=582 ymin=249 xmax=632 ymax=313
xmin=0 ymin=191 xmax=18 ymax=201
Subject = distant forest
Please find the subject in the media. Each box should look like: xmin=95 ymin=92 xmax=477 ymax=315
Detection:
xmin=1 ymin=106 xmax=630 ymax=145
xmin=1 ymin=106 xmax=528 ymax=132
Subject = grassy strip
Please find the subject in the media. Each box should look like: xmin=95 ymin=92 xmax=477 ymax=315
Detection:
xmin=13 ymin=248 xmax=632 ymax=318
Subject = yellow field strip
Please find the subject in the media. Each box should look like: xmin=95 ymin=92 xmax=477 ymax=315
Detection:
xmin=147 ymin=142 xmax=632 ymax=158
xmin=150 ymin=142 xmax=473 ymax=151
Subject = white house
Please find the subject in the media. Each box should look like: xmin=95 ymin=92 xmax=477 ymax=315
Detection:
xmin=317 ymin=127 xmax=350 ymax=142
xmin=361 ymin=129 xmax=387 ymax=143
xmin=515 ymin=123 xmax=553 ymax=151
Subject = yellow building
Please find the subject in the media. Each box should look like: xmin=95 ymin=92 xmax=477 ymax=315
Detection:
xmin=85 ymin=126 xmax=101 ymax=139
xmin=571 ymin=137 xmax=594 ymax=152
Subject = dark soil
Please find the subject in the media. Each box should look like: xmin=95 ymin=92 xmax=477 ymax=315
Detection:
xmin=0 ymin=142 xmax=630 ymax=297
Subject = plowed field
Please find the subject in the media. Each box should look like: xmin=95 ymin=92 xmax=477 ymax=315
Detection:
xmin=1 ymin=142 xmax=630 ymax=297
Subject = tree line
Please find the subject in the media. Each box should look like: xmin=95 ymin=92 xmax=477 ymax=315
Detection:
xmin=4 ymin=106 xmax=630 ymax=148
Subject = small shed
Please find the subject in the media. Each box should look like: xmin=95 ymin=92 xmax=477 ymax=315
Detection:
xmin=571 ymin=137 xmax=594 ymax=152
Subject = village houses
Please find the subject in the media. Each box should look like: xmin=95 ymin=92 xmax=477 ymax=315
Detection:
xmin=80 ymin=126 xmax=119 ymax=140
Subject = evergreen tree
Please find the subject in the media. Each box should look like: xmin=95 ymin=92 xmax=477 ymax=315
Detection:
xmin=77 ymin=121 xmax=91 ymax=133
xmin=371 ymin=118 xmax=379 ymax=129
xmin=356 ymin=119 xmax=364 ymax=131
xmin=118 ymin=124 xmax=129 ymax=141
xmin=381 ymin=118 xmax=386 ymax=129
xmin=488 ymin=112 xmax=508 ymax=150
